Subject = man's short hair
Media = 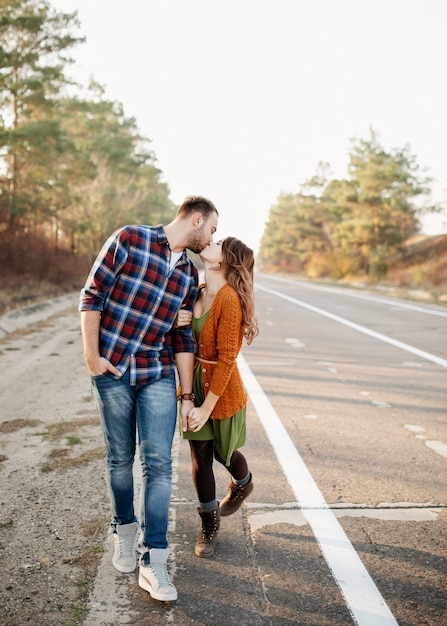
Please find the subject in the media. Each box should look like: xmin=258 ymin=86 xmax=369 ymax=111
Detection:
xmin=177 ymin=196 xmax=219 ymax=219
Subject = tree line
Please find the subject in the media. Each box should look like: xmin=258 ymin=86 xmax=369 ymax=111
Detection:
xmin=0 ymin=0 xmax=175 ymax=282
xmin=1 ymin=1 xmax=442 ymax=286
xmin=258 ymin=130 xmax=441 ymax=279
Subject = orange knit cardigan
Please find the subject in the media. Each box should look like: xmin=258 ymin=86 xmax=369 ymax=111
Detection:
xmin=196 ymin=283 xmax=247 ymax=419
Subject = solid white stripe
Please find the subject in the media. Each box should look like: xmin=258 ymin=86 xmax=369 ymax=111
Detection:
xmin=238 ymin=353 xmax=399 ymax=626
xmin=262 ymin=275 xmax=447 ymax=318
xmin=256 ymin=284 xmax=447 ymax=369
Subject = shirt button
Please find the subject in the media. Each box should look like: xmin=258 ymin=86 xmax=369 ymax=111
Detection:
xmin=204 ymin=382 xmax=209 ymax=388
xmin=202 ymin=367 xmax=207 ymax=373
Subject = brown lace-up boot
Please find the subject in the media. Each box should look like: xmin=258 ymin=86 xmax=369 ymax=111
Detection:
xmin=195 ymin=508 xmax=220 ymax=558
xmin=219 ymin=475 xmax=254 ymax=516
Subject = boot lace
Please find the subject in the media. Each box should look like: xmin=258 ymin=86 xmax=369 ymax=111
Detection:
xmin=228 ymin=483 xmax=245 ymax=503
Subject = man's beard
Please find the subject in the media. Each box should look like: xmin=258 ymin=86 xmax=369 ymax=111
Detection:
xmin=187 ymin=228 xmax=206 ymax=254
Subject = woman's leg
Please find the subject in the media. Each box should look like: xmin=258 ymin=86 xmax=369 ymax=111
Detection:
xmin=215 ymin=448 xmax=248 ymax=482
xmin=189 ymin=439 xmax=220 ymax=558
xmin=189 ymin=439 xmax=216 ymax=505
xmin=215 ymin=448 xmax=253 ymax=516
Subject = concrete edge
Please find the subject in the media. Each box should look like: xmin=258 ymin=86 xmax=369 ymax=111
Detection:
xmin=0 ymin=292 xmax=79 ymax=338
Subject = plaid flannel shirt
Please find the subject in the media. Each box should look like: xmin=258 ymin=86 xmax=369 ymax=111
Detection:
xmin=79 ymin=225 xmax=198 ymax=386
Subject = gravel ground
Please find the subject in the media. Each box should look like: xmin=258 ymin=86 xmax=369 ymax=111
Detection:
xmin=0 ymin=297 xmax=110 ymax=626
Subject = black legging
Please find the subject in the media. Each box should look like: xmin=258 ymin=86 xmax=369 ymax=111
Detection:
xmin=189 ymin=439 xmax=249 ymax=504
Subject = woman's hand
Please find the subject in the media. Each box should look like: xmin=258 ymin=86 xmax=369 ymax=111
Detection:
xmin=187 ymin=406 xmax=211 ymax=432
xmin=174 ymin=308 xmax=192 ymax=328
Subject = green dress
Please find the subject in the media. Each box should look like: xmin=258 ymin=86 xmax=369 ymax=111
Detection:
xmin=180 ymin=310 xmax=246 ymax=466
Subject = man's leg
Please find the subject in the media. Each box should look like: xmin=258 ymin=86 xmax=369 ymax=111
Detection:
xmin=91 ymin=370 xmax=138 ymax=572
xmin=136 ymin=374 xmax=178 ymax=601
xmin=136 ymin=374 xmax=177 ymax=549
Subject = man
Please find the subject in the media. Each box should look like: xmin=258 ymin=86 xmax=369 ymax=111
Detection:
xmin=79 ymin=196 xmax=219 ymax=602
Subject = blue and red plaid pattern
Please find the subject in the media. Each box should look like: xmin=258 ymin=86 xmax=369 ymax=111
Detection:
xmin=79 ymin=225 xmax=198 ymax=385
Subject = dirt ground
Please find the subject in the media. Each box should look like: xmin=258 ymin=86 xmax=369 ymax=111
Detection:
xmin=0 ymin=296 xmax=110 ymax=626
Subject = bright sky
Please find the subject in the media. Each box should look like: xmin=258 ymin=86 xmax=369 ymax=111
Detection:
xmin=50 ymin=0 xmax=447 ymax=252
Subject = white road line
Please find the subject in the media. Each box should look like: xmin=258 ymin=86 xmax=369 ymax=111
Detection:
xmin=238 ymin=353 xmax=399 ymax=626
xmin=257 ymin=284 xmax=447 ymax=369
xmin=261 ymin=275 xmax=447 ymax=318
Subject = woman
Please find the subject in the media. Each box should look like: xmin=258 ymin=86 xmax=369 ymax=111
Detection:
xmin=179 ymin=236 xmax=259 ymax=558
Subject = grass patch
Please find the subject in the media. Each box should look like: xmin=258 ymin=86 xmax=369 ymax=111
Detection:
xmin=39 ymin=417 xmax=102 ymax=472
xmin=49 ymin=447 xmax=71 ymax=460
xmin=66 ymin=435 xmax=82 ymax=446
xmin=61 ymin=519 xmax=108 ymax=625
xmin=69 ymin=557 xmax=104 ymax=623
xmin=75 ymin=578 xmax=91 ymax=590
xmin=63 ymin=545 xmax=105 ymax=567
xmin=70 ymin=604 xmax=88 ymax=625
xmin=41 ymin=446 xmax=105 ymax=473
xmin=0 ymin=418 xmax=42 ymax=433
xmin=81 ymin=517 xmax=108 ymax=541
xmin=45 ymin=416 xmax=99 ymax=441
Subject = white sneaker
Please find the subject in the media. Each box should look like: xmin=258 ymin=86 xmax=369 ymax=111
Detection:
xmin=112 ymin=522 xmax=138 ymax=573
xmin=138 ymin=548 xmax=177 ymax=601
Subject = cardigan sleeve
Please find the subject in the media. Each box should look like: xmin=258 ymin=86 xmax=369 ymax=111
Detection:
xmin=208 ymin=287 xmax=243 ymax=397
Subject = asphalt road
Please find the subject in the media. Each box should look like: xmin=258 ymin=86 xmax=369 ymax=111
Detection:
xmin=87 ymin=274 xmax=446 ymax=626
xmin=2 ymin=276 xmax=446 ymax=625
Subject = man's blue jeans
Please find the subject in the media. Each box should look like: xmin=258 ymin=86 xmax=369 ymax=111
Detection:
xmin=91 ymin=369 xmax=177 ymax=549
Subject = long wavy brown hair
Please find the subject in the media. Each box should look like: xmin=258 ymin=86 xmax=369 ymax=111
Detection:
xmin=221 ymin=237 xmax=259 ymax=345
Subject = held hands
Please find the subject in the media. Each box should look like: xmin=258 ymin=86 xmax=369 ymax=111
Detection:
xmin=186 ymin=405 xmax=210 ymax=432
xmin=182 ymin=390 xmax=218 ymax=433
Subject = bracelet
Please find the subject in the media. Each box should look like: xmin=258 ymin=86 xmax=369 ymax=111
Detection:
xmin=177 ymin=392 xmax=195 ymax=401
